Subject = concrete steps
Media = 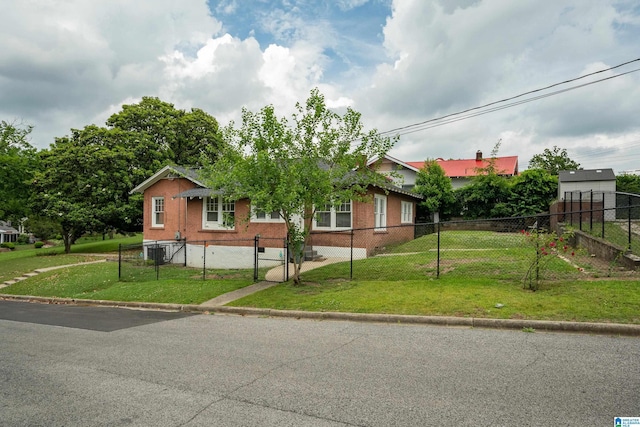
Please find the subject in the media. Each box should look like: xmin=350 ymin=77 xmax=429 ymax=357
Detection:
xmin=303 ymin=247 xmax=325 ymax=262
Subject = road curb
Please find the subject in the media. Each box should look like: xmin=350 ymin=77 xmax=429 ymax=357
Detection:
xmin=1 ymin=294 xmax=639 ymax=336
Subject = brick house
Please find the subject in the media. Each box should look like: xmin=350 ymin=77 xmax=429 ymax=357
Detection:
xmin=371 ymin=151 xmax=519 ymax=189
xmin=131 ymin=165 xmax=422 ymax=268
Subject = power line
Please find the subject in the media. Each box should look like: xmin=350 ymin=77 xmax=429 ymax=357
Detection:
xmin=366 ymin=57 xmax=640 ymax=140
xmin=392 ymin=67 xmax=640 ymax=137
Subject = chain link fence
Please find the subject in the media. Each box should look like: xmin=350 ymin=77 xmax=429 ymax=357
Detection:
xmin=119 ymin=236 xmax=288 ymax=282
xmin=561 ymin=191 xmax=640 ymax=256
xmin=301 ymin=211 xmax=639 ymax=288
xmin=120 ymin=200 xmax=639 ymax=287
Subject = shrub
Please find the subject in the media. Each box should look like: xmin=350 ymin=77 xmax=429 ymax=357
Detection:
xmin=1 ymin=242 xmax=16 ymax=250
xmin=34 ymin=241 xmax=44 ymax=249
xmin=17 ymin=234 xmax=30 ymax=244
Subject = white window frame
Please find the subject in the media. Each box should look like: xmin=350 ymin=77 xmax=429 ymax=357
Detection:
xmin=313 ymin=201 xmax=352 ymax=230
xmin=374 ymin=194 xmax=387 ymax=230
xmin=251 ymin=206 xmax=283 ymax=223
xmin=203 ymin=196 xmax=235 ymax=230
xmin=152 ymin=197 xmax=165 ymax=228
xmin=401 ymin=201 xmax=413 ymax=224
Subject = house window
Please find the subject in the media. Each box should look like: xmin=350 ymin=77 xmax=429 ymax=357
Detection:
xmin=374 ymin=194 xmax=386 ymax=230
xmin=401 ymin=201 xmax=413 ymax=224
xmin=251 ymin=207 xmax=283 ymax=222
xmin=316 ymin=204 xmax=332 ymax=228
xmin=152 ymin=197 xmax=164 ymax=227
xmin=314 ymin=201 xmax=351 ymax=230
xmin=203 ymin=196 xmax=234 ymax=229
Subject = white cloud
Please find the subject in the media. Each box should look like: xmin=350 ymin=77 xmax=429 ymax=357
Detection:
xmin=354 ymin=0 xmax=640 ymax=173
xmin=0 ymin=0 xmax=639 ymax=174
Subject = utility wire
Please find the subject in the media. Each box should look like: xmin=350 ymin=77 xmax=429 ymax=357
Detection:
xmin=366 ymin=57 xmax=640 ymax=141
xmin=393 ymin=67 xmax=640 ymax=137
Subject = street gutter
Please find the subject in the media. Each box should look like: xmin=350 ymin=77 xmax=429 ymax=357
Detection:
xmin=1 ymin=294 xmax=639 ymax=337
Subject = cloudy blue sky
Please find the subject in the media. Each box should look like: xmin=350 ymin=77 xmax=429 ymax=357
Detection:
xmin=1 ymin=0 xmax=640 ymax=172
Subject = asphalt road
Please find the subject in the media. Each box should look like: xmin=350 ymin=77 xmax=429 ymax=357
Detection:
xmin=0 ymin=300 xmax=638 ymax=426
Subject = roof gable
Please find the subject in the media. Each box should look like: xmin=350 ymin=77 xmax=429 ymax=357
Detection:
xmin=367 ymin=154 xmax=420 ymax=172
xmin=130 ymin=165 xmax=205 ymax=194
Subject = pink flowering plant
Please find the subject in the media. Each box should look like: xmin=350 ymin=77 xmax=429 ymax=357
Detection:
xmin=521 ymin=228 xmax=575 ymax=290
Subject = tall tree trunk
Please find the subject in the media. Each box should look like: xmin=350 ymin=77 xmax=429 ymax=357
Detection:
xmin=62 ymin=227 xmax=75 ymax=253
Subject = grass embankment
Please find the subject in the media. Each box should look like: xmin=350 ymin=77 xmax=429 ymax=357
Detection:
xmin=229 ymin=231 xmax=640 ymax=324
xmin=1 ymin=234 xmax=257 ymax=304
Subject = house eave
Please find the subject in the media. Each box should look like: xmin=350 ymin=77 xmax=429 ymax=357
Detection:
xmin=130 ymin=165 xmax=207 ymax=194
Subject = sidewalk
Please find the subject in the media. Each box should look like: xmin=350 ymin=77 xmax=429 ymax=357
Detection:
xmin=264 ymin=257 xmax=349 ymax=281
xmin=200 ymin=281 xmax=280 ymax=307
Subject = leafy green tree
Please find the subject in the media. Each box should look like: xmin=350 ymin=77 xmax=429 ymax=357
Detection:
xmin=106 ymin=97 xmax=224 ymax=168
xmin=616 ymin=174 xmax=640 ymax=194
xmin=414 ymin=160 xmax=457 ymax=220
xmin=202 ymin=88 xmax=395 ymax=285
xmin=455 ymin=173 xmax=510 ymax=219
xmin=0 ymin=120 xmax=39 ymax=223
xmin=32 ymin=126 xmax=140 ymax=252
xmin=23 ymin=216 xmax=62 ymax=240
xmin=528 ymin=146 xmax=580 ymax=175
xmin=31 ymin=98 xmax=225 ymax=252
xmin=497 ymin=169 xmax=558 ymax=216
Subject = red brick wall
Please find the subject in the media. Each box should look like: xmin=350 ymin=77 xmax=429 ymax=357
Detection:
xmin=310 ymin=188 xmax=417 ymax=255
xmin=143 ymin=180 xmax=417 ymax=253
xmin=143 ymin=178 xmax=198 ymax=241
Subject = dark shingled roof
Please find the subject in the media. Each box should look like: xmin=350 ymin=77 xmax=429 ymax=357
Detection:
xmin=559 ymin=169 xmax=615 ymax=182
xmin=173 ymin=188 xmax=222 ymax=199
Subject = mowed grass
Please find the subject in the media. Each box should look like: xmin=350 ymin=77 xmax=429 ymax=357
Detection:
xmin=1 ymin=262 xmax=257 ymax=305
xmin=229 ymin=231 xmax=640 ymax=324
xmin=3 ymin=230 xmax=639 ymax=323
xmin=229 ymin=278 xmax=640 ymax=323
xmin=0 ymin=234 xmax=143 ymax=283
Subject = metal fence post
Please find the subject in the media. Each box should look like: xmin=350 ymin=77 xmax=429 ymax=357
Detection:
xmin=350 ymin=229 xmax=354 ymax=280
xmin=283 ymin=237 xmax=288 ymax=282
xmin=629 ymin=195 xmax=632 ymax=249
xmin=601 ymin=193 xmax=605 ymax=239
xmin=589 ymin=190 xmax=593 ymax=232
xmin=202 ymin=241 xmax=207 ymax=281
xmin=253 ymin=235 xmax=259 ymax=282
xmin=118 ymin=243 xmax=122 ymax=280
xmin=579 ymin=191 xmax=583 ymax=231
xmin=285 ymin=234 xmax=289 ymax=282
xmin=155 ymin=243 xmax=160 ymax=280
xmin=436 ymin=222 xmax=441 ymax=279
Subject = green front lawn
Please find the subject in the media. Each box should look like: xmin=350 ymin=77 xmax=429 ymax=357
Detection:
xmin=2 ymin=262 xmax=256 ymax=305
xmin=228 ymin=277 xmax=640 ymax=324
xmin=2 ymin=230 xmax=639 ymax=323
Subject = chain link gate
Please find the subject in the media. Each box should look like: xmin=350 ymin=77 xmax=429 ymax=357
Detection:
xmin=255 ymin=236 xmax=288 ymax=282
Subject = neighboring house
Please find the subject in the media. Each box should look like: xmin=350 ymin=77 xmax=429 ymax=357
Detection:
xmin=370 ymin=151 xmax=519 ymax=190
xmin=0 ymin=221 xmax=19 ymax=244
xmin=558 ymin=168 xmax=616 ymax=220
xmin=131 ymin=165 xmax=422 ymax=268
